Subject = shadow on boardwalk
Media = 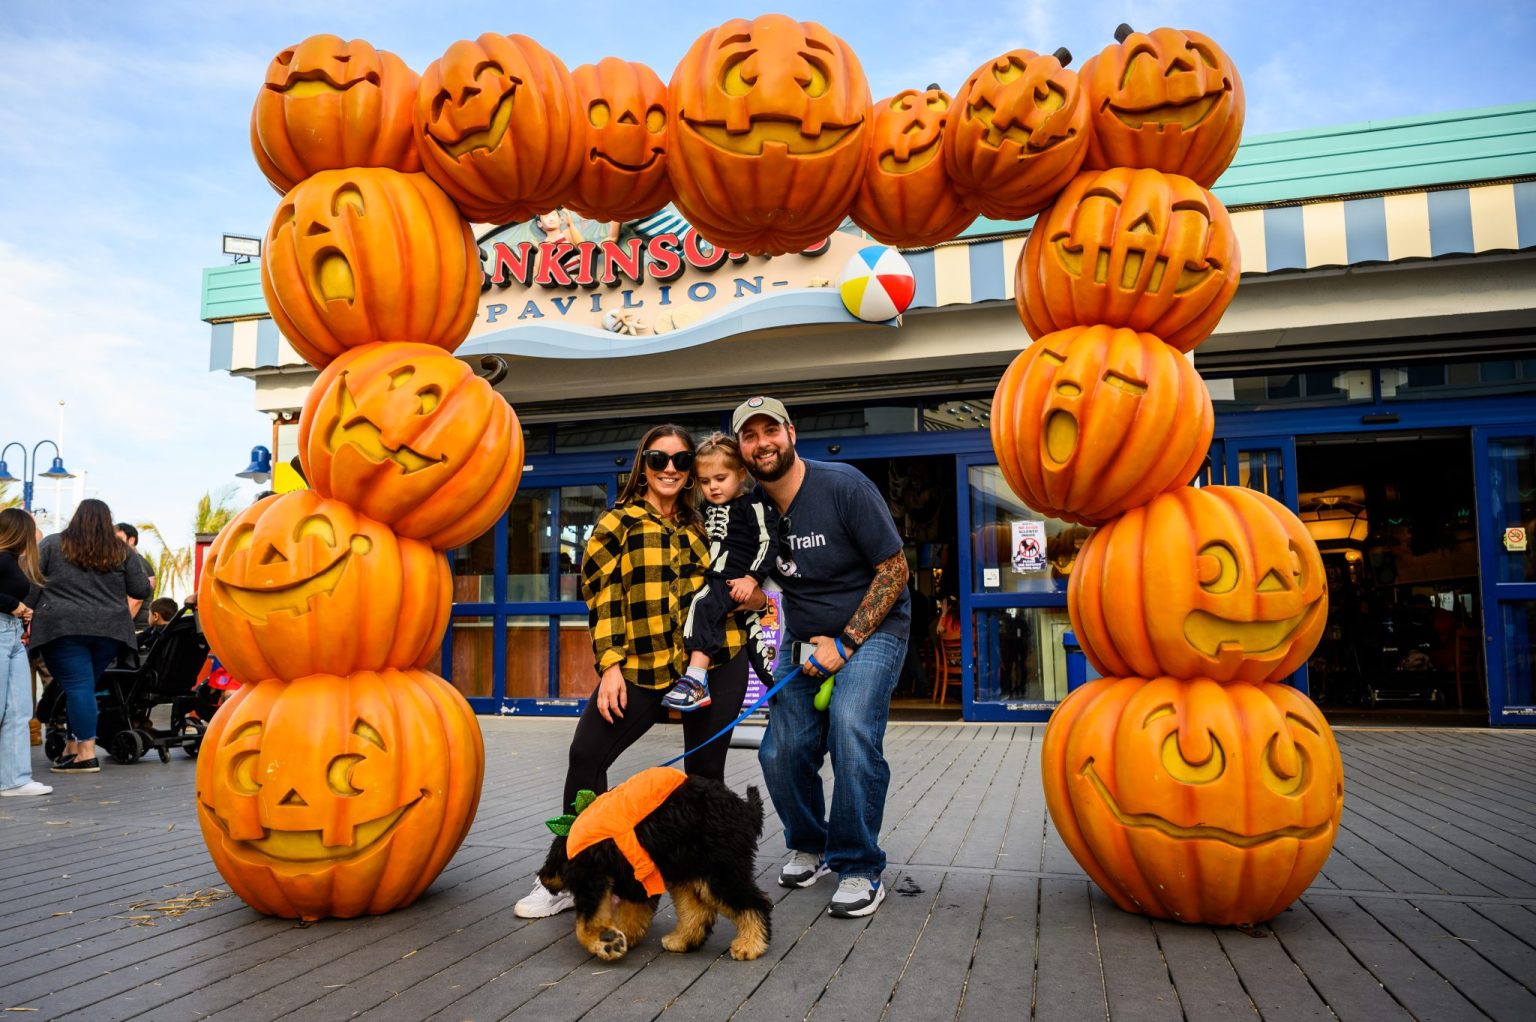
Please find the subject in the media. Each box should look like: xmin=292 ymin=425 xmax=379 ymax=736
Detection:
xmin=2 ymin=721 xmax=1534 ymax=1021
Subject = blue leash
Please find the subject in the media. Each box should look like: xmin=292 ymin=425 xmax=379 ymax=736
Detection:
xmin=659 ymin=665 xmax=804 ymax=768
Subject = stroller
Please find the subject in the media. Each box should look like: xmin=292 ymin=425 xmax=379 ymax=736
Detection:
xmin=39 ymin=606 xmax=218 ymax=764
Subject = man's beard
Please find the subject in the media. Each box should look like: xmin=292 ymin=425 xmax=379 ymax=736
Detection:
xmin=749 ymin=440 xmax=798 ymax=482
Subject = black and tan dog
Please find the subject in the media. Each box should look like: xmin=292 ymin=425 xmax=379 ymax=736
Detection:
xmin=538 ymin=767 xmax=772 ymax=962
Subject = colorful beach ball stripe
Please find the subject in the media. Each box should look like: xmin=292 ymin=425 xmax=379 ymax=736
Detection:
xmin=839 ymin=245 xmax=916 ymax=322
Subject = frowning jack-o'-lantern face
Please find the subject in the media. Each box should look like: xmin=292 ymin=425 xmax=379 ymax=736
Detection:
xmin=414 ymin=34 xmax=583 ymax=225
xmin=1068 ymin=485 xmax=1328 ymax=684
xmin=991 ymin=325 xmax=1212 ymax=526
xmin=1081 ymin=25 xmax=1245 ymax=187
xmin=666 ymin=14 xmax=872 ymax=254
xmin=1017 ymin=166 xmax=1239 ymax=352
xmin=250 ymin=34 xmax=422 ymax=194
xmin=298 ymin=342 xmax=524 ymax=551
xmin=197 ymin=491 xmax=450 ymax=684
xmin=567 ymin=58 xmax=673 ymax=223
xmin=1042 ymin=676 xmax=1344 ymax=924
xmin=850 ymin=87 xmax=976 ymax=248
xmin=195 ymin=670 xmax=484 ymax=920
xmin=944 ymin=48 xmax=1089 ymax=220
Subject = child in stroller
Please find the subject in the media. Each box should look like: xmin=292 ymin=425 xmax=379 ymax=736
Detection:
xmin=39 ymin=602 xmax=219 ymax=765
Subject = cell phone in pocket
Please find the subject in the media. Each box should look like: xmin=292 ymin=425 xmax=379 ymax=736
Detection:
xmin=793 ymin=642 xmax=818 ymax=665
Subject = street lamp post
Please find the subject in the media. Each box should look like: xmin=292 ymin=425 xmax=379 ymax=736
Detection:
xmin=0 ymin=440 xmax=76 ymax=513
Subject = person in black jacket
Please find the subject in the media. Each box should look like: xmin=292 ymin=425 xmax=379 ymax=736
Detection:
xmin=0 ymin=508 xmax=49 ymax=796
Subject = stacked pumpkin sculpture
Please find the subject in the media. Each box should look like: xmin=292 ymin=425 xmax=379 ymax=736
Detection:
xmin=991 ymin=26 xmax=1346 ymax=926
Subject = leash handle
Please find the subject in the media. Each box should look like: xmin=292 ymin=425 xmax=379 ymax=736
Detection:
xmin=659 ymin=665 xmax=802 ymax=769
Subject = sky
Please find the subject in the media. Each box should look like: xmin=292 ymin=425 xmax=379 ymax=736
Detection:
xmin=1 ymin=0 xmax=1532 ymax=557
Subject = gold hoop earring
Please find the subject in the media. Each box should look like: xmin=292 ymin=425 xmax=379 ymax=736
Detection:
xmin=683 ymin=478 xmax=695 ymax=490
xmin=637 ymin=475 xmax=648 ymax=490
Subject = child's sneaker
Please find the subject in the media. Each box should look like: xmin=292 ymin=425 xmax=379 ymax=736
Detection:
xmin=662 ymin=677 xmax=712 ymax=711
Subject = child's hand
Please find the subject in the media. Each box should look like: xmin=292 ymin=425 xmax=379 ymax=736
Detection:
xmin=728 ymin=576 xmax=759 ymax=604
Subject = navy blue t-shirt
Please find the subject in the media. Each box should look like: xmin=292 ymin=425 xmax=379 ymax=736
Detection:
xmin=764 ymin=460 xmax=910 ymax=641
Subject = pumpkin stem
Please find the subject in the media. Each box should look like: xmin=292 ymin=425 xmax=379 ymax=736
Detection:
xmin=1114 ymin=23 xmax=1135 ymax=43
xmin=477 ymin=354 xmax=509 ymax=387
xmin=1053 ymin=47 xmax=1072 ymax=67
xmin=287 ymin=455 xmax=307 ymax=484
xmin=926 ymin=82 xmax=942 ymax=91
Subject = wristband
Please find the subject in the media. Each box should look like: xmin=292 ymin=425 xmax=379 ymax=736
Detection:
xmin=839 ymin=629 xmax=861 ymax=652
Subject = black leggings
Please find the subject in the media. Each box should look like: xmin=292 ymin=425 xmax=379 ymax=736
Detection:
xmin=562 ymin=649 xmax=750 ymax=812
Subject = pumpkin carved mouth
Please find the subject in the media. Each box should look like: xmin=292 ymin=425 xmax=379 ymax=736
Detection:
xmin=215 ymin=538 xmax=369 ymax=622
xmin=200 ymin=789 xmax=426 ymax=863
xmin=968 ymin=93 xmax=1072 ymax=151
xmin=314 ymin=250 xmax=355 ymax=303
xmin=1053 ymin=238 xmax=1216 ymax=293
xmin=330 ymin=378 xmax=442 ymax=474
xmin=430 ymin=90 xmax=516 ymax=158
xmin=590 ymin=146 xmax=663 ymax=172
xmin=683 ymin=116 xmax=859 ymax=155
xmin=1080 ymin=759 xmax=1331 ymax=847
xmin=877 ymin=136 xmax=939 ymax=174
xmin=271 ymin=71 xmax=379 ymax=98
xmin=1108 ymin=91 xmax=1221 ymax=131
xmin=1045 ymin=410 xmax=1078 ymax=464
xmin=1183 ymin=610 xmax=1308 ymax=657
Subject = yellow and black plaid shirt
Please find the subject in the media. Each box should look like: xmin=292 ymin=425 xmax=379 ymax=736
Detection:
xmin=581 ymin=500 xmax=746 ymax=690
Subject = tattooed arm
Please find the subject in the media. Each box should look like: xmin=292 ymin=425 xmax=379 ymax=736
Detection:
xmin=844 ymin=551 xmax=910 ymax=646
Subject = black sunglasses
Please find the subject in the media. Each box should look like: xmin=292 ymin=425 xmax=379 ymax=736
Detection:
xmin=641 ymin=449 xmax=695 ymax=472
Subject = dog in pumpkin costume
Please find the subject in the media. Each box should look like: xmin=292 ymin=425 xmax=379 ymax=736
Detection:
xmin=538 ymin=766 xmax=773 ymax=962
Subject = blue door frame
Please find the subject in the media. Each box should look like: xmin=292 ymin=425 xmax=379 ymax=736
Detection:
xmin=1473 ymin=424 xmax=1536 ymax=726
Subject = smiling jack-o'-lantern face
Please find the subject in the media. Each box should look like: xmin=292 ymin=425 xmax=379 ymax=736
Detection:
xmin=197 ymin=491 xmax=450 ymax=684
xmin=298 ymin=342 xmax=523 ymax=551
xmin=414 ymin=33 xmax=583 ymax=225
xmin=260 ymin=168 xmax=478 ymax=370
xmin=1042 ymin=675 xmax=1343 ymax=924
xmin=944 ymin=48 xmax=1090 ymax=220
xmin=667 ymin=14 xmax=872 ymax=255
xmin=1018 ymin=167 xmax=1239 ymax=351
xmin=250 ymin=34 xmax=422 ymax=194
xmin=992 ymin=326 xmax=1212 ymax=525
xmin=196 ymin=669 xmax=483 ymax=920
xmin=1069 ymin=485 xmax=1328 ymax=684
xmin=566 ymin=58 xmax=673 ymax=223
xmin=850 ymin=87 xmax=976 ymax=247
xmin=1081 ymin=25 xmax=1245 ymax=187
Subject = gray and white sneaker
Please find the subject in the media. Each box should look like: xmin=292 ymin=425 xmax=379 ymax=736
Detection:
xmin=778 ymin=850 xmax=831 ymax=888
xmin=513 ymin=878 xmax=575 ymax=918
xmin=828 ymin=876 xmax=885 ymax=918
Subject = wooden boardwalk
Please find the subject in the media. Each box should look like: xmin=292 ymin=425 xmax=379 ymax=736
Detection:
xmin=2 ymin=721 xmax=1534 ymax=1021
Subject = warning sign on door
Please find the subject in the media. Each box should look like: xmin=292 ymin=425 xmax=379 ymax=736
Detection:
xmin=1506 ymin=527 xmax=1528 ymax=552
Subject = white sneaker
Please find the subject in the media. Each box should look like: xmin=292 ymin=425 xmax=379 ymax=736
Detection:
xmin=514 ymin=878 xmax=574 ymax=918
xmin=1 ymin=780 xmax=53 ymax=797
xmin=828 ymin=876 xmax=886 ymax=918
xmin=779 ymin=850 xmax=831 ymax=888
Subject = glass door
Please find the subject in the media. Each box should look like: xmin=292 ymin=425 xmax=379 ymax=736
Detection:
xmin=1473 ymin=427 xmax=1536 ymax=724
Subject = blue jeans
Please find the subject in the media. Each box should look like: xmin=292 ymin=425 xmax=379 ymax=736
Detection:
xmin=40 ymin=636 xmax=120 ymax=745
xmin=1 ymin=616 xmax=34 ymax=789
xmin=759 ymin=629 xmax=905 ymax=880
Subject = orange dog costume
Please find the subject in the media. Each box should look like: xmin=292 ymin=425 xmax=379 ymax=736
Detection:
xmin=566 ymin=766 xmax=689 ymax=896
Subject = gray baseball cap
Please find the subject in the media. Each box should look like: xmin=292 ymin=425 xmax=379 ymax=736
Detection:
xmin=732 ymin=396 xmax=791 ymax=434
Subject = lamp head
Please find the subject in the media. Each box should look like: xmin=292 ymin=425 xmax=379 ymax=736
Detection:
xmin=236 ymin=445 xmax=273 ymax=482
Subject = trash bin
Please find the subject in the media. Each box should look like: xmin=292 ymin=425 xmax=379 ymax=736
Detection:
xmin=1063 ymin=630 xmax=1088 ymax=692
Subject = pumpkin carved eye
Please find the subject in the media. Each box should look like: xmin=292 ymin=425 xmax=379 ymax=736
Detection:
xmin=721 ymin=53 xmax=756 ymax=96
xmin=1197 ymin=542 xmax=1239 ymax=593
xmin=331 ymin=185 xmax=365 ymax=216
xmin=227 ymin=721 xmax=264 ymax=795
xmin=296 ymin=514 xmax=337 ymax=546
xmin=588 ymin=100 xmax=611 ymax=128
xmin=1161 ymin=729 xmax=1225 ymax=784
xmin=799 ymin=56 xmax=829 ymax=97
xmin=228 ymin=525 xmax=255 ymax=554
xmin=645 ymin=106 xmax=665 ymax=133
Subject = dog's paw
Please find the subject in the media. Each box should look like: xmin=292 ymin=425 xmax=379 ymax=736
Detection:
xmin=661 ymin=931 xmax=696 ymax=953
xmin=729 ymin=936 xmax=767 ymax=961
xmin=596 ymin=927 xmax=628 ymax=961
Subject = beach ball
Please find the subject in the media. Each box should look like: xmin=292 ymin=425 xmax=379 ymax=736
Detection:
xmin=839 ymin=246 xmax=916 ymax=322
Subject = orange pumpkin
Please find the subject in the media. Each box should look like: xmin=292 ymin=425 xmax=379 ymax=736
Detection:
xmin=568 ymin=58 xmax=673 ymax=223
xmin=1017 ymin=168 xmax=1238 ymax=351
xmin=991 ymin=326 xmax=1212 ymax=525
xmin=196 ymin=669 xmax=483 ymax=920
xmin=1042 ymin=675 xmax=1343 ymax=924
xmin=1069 ymin=486 xmax=1328 ymax=684
xmin=945 ymin=48 xmax=1089 ymax=220
xmin=197 ymin=492 xmax=450 ymax=684
xmin=667 ymin=14 xmax=872 ymax=255
xmin=415 ymin=34 xmax=583 ymax=225
xmin=299 ymin=343 xmax=524 ymax=551
xmin=850 ymin=86 xmax=976 ymax=247
xmin=260 ymin=168 xmax=478 ymax=370
xmin=1081 ymin=25 xmax=1245 ymax=187
xmin=250 ymin=34 xmax=421 ymax=195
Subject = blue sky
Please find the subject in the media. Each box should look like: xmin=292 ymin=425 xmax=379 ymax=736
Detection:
xmin=2 ymin=0 xmax=1532 ymax=560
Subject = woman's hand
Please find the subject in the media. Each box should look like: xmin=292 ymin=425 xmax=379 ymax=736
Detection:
xmin=10 ymin=601 xmax=28 ymax=622
xmin=595 ymin=665 xmax=628 ymax=723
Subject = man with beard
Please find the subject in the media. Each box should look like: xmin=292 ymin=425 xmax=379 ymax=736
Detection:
xmin=733 ymin=396 xmax=910 ymax=918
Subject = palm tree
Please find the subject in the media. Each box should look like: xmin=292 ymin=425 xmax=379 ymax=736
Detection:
xmin=0 ymin=480 xmax=20 ymax=511
xmin=136 ymin=522 xmax=192 ymax=599
xmin=195 ymin=487 xmax=239 ymax=536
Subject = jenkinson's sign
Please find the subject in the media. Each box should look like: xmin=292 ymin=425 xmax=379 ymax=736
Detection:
xmin=467 ymin=220 xmax=871 ymax=339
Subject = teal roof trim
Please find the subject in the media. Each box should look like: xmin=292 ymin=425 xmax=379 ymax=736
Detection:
xmin=202 ymin=263 xmax=268 ymax=321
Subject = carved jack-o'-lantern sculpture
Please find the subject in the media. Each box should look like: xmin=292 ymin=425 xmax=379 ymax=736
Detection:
xmin=250 ymin=34 xmax=422 ymax=195
xmin=568 ymin=58 xmax=673 ymax=223
xmin=1069 ymin=485 xmax=1328 ymax=684
xmin=1017 ymin=167 xmax=1239 ymax=351
xmin=1042 ymin=675 xmax=1343 ymax=924
xmin=196 ymin=669 xmax=483 ymax=920
xmin=260 ymin=168 xmax=478 ymax=370
xmin=1081 ymin=25 xmax=1245 ymax=187
xmin=299 ymin=342 xmax=524 ymax=551
xmin=945 ymin=49 xmax=1089 ymax=220
xmin=668 ymin=14 xmax=872 ymax=255
xmin=414 ymin=34 xmax=583 ymax=225
xmin=992 ymin=326 xmax=1212 ymax=526
xmin=850 ymin=86 xmax=977 ymax=247
xmin=198 ymin=491 xmax=450 ymax=684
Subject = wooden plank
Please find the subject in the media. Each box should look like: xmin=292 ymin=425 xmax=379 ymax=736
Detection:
xmin=1472 ymin=902 xmax=1536 ymax=950
xmin=1268 ymin=901 xmax=1413 ymax=1021
xmin=1363 ymin=898 xmax=1536 ymax=1021
xmin=1150 ymin=920 xmax=1260 ymax=1021
xmin=1090 ymin=888 xmax=1183 ymax=1022
xmin=1413 ymin=900 xmax=1536 ymax=1004
xmin=1033 ymin=879 xmax=1105 ymax=1019
xmin=804 ymin=869 xmax=940 ymax=1022
xmin=883 ymin=871 xmax=990 ymax=1021
xmin=951 ymin=730 xmax=1032 ymax=870
xmin=1214 ymin=924 xmax=1332 ymax=1022
xmin=958 ymin=874 xmax=1038 ymax=1022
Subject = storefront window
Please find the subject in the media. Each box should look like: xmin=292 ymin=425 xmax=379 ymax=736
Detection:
xmin=447 ymin=615 xmax=494 ymax=698
xmin=1489 ymin=437 xmax=1536 ymax=586
xmin=1499 ymin=604 xmax=1536 ymax=708
xmin=1380 ymin=359 xmax=1536 ymax=401
xmin=972 ymin=606 xmax=1076 ymax=702
xmin=506 ymin=489 xmax=552 ymax=601
xmin=504 ymin=615 xmax=552 ymax=699
xmin=967 ymin=465 xmax=1088 ymax=595
xmin=793 ymin=403 xmax=919 ymax=437
xmin=559 ymin=485 xmax=608 ymax=601
xmin=922 ymin=394 xmax=993 ymax=432
xmin=1207 ymin=371 xmax=1366 ymax=411
xmin=559 ymin=618 xmax=600 ymax=699
xmin=555 ymin=413 xmax=723 ymax=452
xmin=449 ymin=531 xmax=495 ymax=603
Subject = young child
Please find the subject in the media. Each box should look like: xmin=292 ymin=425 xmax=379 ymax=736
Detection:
xmin=663 ymin=434 xmax=778 ymax=711
xmin=136 ymin=597 xmax=180 ymax=651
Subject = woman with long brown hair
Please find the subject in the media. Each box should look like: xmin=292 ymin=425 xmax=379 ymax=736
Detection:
xmin=0 ymin=508 xmax=49 ymax=795
xmin=30 ymin=498 xmax=151 ymax=774
xmin=514 ymin=423 xmax=753 ymax=918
